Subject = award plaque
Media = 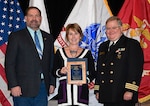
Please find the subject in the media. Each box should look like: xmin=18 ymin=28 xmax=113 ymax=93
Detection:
xmin=67 ymin=58 xmax=87 ymax=84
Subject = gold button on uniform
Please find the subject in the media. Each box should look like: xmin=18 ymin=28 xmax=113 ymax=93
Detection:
xmin=110 ymin=80 xmax=113 ymax=83
xmin=102 ymin=80 xmax=104 ymax=83
xmin=102 ymin=63 xmax=105 ymax=66
xmin=110 ymin=71 xmax=113 ymax=74
xmin=110 ymin=62 xmax=114 ymax=65
xmin=101 ymin=72 xmax=104 ymax=74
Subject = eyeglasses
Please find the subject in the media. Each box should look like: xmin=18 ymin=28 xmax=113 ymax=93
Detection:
xmin=106 ymin=26 xmax=120 ymax=31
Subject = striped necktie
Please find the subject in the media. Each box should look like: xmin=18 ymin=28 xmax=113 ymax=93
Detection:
xmin=34 ymin=31 xmax=42 ymax=59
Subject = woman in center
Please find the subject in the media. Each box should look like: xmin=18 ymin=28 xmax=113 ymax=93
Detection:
xmin=53 ymin=23 xmax=96 ymax=106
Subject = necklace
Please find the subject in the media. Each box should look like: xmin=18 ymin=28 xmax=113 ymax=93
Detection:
xmin=70 ymin=50 xmax=77 ymax=58
xmin=70 ymin=50 xmax=77 ymax=54
xmin=69 ymin=47 xmax=79 ymax=58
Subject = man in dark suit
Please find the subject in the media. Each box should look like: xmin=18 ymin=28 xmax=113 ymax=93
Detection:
xmin=94 ymin=16 xmax=144 ymax=106
xmin=5 ymin=7 xmax=55 ymax=106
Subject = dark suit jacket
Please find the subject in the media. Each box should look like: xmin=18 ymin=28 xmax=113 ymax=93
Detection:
xmin=94 ymin=35 xmax=144 ymax=103
xmin=5 ymin=28 xmax=56 ymax=97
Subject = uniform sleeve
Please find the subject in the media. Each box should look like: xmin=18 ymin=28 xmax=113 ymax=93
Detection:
xmin=125 ymin=40 xmax=144 ymax=92
xmin=94 ymin=46 xmax=101 ymax=93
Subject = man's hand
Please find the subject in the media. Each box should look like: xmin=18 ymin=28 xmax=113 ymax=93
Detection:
xmin=95 ymin=92 xmax=99 ymax=100
xmin=11 ymin=86 xmax=22 ymax=97
xmin=49 ymin=85 xmax=55 ymax=94
xmin=123 ymin=91 xmax=133 ymax=100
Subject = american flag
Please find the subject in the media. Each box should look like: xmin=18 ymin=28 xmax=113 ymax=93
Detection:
xmin=0 ymin=0 xmax=26 ymax=105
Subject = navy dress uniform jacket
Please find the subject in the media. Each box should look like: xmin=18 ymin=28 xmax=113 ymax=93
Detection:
xmin=94 ymin=35 xmax=144 ymax=103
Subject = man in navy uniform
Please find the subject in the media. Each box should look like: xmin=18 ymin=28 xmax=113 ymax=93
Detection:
xmin=94 ymin=16 xmax=144 ymax=106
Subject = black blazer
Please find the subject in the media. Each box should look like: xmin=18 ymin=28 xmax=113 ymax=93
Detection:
xmin=5 ymin=28 xmax=56 ymax=97
xmin=95 ymin=35 xmax=144 ymax=103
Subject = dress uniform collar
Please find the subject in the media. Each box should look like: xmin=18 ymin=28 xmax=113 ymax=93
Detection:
xmin=109 ymin=40 xmax=118 ymax=47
